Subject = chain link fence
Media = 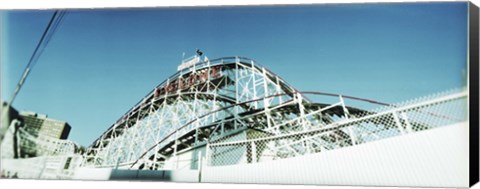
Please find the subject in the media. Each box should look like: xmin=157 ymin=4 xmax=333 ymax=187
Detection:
xmin=206 ymin=90 xmax=468 ymax=166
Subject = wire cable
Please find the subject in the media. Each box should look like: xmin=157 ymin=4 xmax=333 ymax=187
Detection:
xmin=7 ymin=10 xmax=66 ymax=105
xmin=1 ymin=10 xmax=67 ymax=141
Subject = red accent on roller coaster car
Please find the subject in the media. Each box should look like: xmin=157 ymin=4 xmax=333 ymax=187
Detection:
xmin=153 ymin=66 xmax=223 ymax=98
xmin=211 ymin=66 xmax=221 ymax=78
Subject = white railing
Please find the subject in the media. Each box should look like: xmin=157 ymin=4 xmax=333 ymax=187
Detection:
xmin=0 ymin=155 xmax=82 ymax=179
xmin=1 ymin=125 xmax=82 ymax=179
xmin=17 ymin=127 xmax=79 ymax=156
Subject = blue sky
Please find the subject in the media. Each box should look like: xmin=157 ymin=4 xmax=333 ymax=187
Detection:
xmin=1 ymin=2 xmax=468 ymax=146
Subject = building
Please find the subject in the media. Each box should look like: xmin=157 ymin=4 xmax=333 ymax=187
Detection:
xmin=1 ymin=107 xmax=74 ymax=159
xmin=20 ymin=112 xmax=71 ymax=140
xmin=1 ymin=106 xmax=83 ymax=179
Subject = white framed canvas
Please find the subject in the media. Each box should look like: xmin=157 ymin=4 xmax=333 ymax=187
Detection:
xmin=1 ymin=1 xmax=479 ymax=188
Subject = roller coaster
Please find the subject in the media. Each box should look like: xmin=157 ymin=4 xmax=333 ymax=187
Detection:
xmin=0 ymin=55 xmax=468 ymax=180
xmin=78 ymin=55 xmax=467 ymax=171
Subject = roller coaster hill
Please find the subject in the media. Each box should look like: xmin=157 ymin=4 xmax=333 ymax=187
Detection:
xmin=81 ymin=54 xmax=467 ymax=171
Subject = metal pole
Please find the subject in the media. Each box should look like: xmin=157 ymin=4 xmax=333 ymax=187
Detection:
xmin=400 ymin=112 xmax=413 ymax=133
xmin=197 ymin=151 xmax=202 ymax=182
xmin=392 ymin=112 xmax=406 ymax=135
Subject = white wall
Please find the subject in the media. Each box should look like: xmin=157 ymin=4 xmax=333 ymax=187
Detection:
xmin=73 ymin=168 xmax=199 ymax=182
xmin=72 ymin=122 xmax=470 ymax=187
xmin=202 ymin=122 xmax=469 ymax=188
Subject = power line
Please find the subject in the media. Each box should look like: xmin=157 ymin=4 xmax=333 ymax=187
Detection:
xmin=27 ymin=11 xmax=67 ymax=72
xmin=7 ymin=10 xmax=67 ymax=105
xmin=1 ymin=10 xmax=67 ymax=141
xmin=42 ymin=11 xmax=67 ymax=56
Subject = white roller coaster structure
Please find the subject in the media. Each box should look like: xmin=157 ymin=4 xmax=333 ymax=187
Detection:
xmin=0 ymin=56 xmax=468 ymax=180
xmin=80 ymin=56 xmax=468 ymax=170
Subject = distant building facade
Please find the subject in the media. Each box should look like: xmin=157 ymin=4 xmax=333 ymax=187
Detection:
xmin=1 ymin=104 xmax=74 ymax=159
xmin=20 ymin=112 xmax=71 ymax=140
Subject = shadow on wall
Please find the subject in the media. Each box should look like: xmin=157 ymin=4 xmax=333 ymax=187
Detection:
xmin=109 ymin=169 xmax=171 ymax=181
xmin=104 ymin=169 xmax=199 ymax=182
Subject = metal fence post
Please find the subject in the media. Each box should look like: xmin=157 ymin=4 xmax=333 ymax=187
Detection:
xmin=339 ymin=95 xmax=350 ymax=119
xmin=205 ymin=143 xmax=210 ymax=166
xmin=251 ymin=141 xmax=257 ymax=163
xmin=400 ymin=112 xmax=413 ymax=133
xmin=392 ymin=111 xmax=406 ymax=135
xmin=197 ymin=151 xmax=202 ymax=182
